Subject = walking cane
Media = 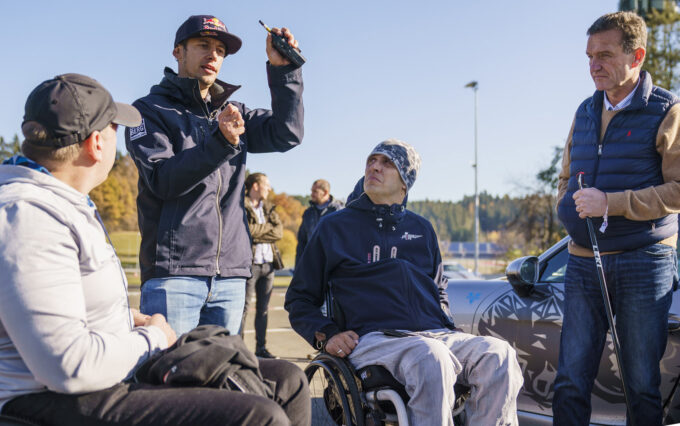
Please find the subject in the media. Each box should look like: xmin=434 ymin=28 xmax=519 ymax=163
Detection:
xmin=577 ymin=172 xmax=635 ymax=425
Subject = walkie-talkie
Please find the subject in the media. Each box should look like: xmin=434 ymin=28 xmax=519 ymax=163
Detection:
xmin=259 ymin=20 xmax=306 ymax=67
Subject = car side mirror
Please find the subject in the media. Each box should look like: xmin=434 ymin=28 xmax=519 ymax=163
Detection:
xmin=506 ymin=256 xmax=539 ymax=297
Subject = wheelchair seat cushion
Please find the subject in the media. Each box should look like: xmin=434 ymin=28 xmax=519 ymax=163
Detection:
xmin=356 ymin=364 xmax=410 ymax=402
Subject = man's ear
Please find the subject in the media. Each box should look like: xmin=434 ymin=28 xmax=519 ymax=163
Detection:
xmin=632 ymin=47 xmax=646 ymax=67
xmin=172 ymin=45 xmax=182 ymax=62
xmin=82 ymin=131 xmax=103 ymax=163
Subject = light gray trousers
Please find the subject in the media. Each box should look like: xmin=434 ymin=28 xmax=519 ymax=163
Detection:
xmin=348 ymin=329 xmax=523 ymax=426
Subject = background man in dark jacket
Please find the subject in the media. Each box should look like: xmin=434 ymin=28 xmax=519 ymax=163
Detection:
xmin=240 ymin=173 xmax=283 ymax=359
xmin=295 ymin=178 xmax=343 ymax=267
xmin=553 ymin=11 xmax=680 ymax=425
xmin=285 ymin=139 xmax=523 ymax=425
xmin=125 ymin=15 xmax=304 ymax=336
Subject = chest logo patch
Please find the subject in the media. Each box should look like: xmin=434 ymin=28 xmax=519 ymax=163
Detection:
xmin=129 ymin=119 xmax=147 ymax=141
xmin=400 ymin=232 xmax=422 ymax=241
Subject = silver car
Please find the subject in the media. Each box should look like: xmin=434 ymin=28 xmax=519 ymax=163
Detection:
xmin=442 ymin=261 xmax=480 ymax=280
xmin=446 ymin=237 xmax=680 ymax=425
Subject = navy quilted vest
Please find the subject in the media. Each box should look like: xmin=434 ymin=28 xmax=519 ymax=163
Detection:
xmin=558 ymin=72 xmax=678 ymax=251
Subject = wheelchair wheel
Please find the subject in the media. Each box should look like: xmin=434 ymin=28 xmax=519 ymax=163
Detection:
xmin=305 ymin=354 xmax=365 ymax=426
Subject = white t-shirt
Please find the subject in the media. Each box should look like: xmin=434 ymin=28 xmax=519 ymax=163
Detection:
xmin=252 ymin=203 xmax=274 ymax=264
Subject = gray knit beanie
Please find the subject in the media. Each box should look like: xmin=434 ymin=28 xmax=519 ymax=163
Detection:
xmin=368 ymin=139 xmax=421 ymax=191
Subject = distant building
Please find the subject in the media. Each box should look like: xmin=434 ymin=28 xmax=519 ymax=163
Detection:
xmin=443 ymin=241 xmax=505 ymax=259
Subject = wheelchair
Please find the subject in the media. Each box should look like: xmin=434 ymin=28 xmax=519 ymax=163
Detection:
xmin=304 ymin=283 xmax=469 ymax=425
xmin=305 ymin=351 xmax=469 ymax=426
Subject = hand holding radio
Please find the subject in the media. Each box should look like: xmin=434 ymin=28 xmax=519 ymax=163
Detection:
xmin=260 ymin=21 xmax=306 ymax=68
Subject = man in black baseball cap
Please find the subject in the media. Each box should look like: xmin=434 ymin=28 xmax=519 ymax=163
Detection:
xmin=9 ymin=73 xmax=140 ymax=189
xmin=22 ymin=73 xmax=141 ymax=149
xmin=0 ymin=74 xmax=310 ymax=426
xmin=125 ymin=14 xmax=305 ymax=345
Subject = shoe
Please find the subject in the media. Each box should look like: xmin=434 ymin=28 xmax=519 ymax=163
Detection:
xmin=255 ymin=348 xmax=279 ymax=359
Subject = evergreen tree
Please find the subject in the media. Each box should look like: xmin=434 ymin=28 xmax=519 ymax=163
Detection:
xmin=0 ymin=137 xmax=8 ymax=162
xmin=508 ymin=146 xmax=567 ymax=253
xmin=620 ymin=0 xmax=680 ymax=91
xmin=645 ymin=1 xmax=680 ymax=90
xmin=0 ymin=134 xmax=22 ymax=162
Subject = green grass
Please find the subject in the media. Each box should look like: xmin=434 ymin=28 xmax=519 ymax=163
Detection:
xmin=112 ymin=231 xmax=294 ymax=288
xmin=274 ymin=276 xmax=292 ymax=287
xmin=110 ymin=231 xmax=141 ymax=268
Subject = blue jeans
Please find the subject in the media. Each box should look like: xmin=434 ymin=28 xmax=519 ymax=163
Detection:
xmin=553 ymin=243 xmax=677 ymax=426
xmin=140 ymin=276 xmax=246 ymax=336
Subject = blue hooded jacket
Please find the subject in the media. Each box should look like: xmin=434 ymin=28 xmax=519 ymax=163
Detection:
xmin=126 ymin=64 xmax=303 ymax=283
xmin=285 ymin=178 xmax=454 ymax=347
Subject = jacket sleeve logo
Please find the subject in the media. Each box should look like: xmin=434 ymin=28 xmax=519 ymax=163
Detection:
xmin=129 ymin=119 xmax=147 ymax=141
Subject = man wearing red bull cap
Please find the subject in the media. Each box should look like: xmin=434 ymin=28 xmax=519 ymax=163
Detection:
xmin=125 ymin=15 xmax=304 ymax=340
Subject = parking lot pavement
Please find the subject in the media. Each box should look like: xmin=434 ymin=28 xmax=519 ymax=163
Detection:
xmin=241 ymin=288 xmax=313 ymax=370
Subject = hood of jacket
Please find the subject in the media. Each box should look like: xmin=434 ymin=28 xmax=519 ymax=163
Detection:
xmin=150 ymin=67 xmax=242 ymax=108
xmin=0 ymin=165 xmax=91 ymax=212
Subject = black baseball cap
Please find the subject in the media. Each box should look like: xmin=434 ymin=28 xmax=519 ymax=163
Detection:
xmin=22 ymin=74 xmax=141 ymax=148
xmin=174 ymin=15 xmax=242 ymax=55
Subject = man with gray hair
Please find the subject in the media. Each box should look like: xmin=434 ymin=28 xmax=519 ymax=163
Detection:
xmin=295 ymin=178 xmax=344 ymax=267
xmin=286 ymin=139 xmax=523 ymax=425
xmin=554 ymin=11 xmax=680 ymax=424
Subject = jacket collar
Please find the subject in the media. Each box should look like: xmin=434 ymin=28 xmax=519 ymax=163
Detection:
xmin=244 ymin=196 xmax=273 ymax=213
xmin=309 ymin=194 xmax=339 ymax=208
xmin=154 ymin=67 xmax=242 ymax=109
xmin=346 ymin=177 xmax=407 ymax=224
xmin=588 ymin=70 xmax=652 ymax=120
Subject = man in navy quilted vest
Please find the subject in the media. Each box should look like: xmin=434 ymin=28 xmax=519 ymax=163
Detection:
xmin=554 ymin=11 xmax=680 ymax=425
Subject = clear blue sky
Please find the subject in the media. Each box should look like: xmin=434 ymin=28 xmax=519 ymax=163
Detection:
xmin=0 ymin=0 xmax=619 ymax=202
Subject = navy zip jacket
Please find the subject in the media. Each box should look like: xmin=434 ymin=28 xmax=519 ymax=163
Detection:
xmin=126 ymin=64 xmax=303 ymax=283
xmin=294 ymin=196 xmax=344 ymax=267
xmin=285 ymin=180 xmax=454 ymax=348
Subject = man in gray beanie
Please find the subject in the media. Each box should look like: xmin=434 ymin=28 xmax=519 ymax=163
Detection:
xmin=286 ymin=139 xmax=523 ymax=425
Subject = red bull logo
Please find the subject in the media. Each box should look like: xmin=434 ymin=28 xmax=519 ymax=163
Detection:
xmin=203 ymin=17 xmax=226 ymax=31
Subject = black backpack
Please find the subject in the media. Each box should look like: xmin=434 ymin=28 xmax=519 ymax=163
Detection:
xmin=134 ymin=325 xmax=274 ymax=399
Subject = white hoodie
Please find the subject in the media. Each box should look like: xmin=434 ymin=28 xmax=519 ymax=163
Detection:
xmin=0 ymin=165 xmax=168 ymax=409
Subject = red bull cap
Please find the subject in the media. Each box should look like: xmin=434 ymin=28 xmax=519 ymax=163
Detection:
xmin=174 ymin=15 xmax=242 ymax=55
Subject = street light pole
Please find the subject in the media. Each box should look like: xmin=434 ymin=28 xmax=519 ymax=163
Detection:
xmin=465 ymin=81 xmax=479 ymax=276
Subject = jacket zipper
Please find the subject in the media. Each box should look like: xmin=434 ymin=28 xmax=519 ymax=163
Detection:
xmin=193 ymin=87 xmax=224 ymax=276
xmin=592 ymin=110 xmax=621 ymax=186
xmin=215 ymin=166 xmax=223 ymax=276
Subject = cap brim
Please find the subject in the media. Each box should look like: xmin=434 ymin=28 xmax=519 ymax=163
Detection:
xmin=183 ymin=31 xmax=242 ymax=55
xmin=220 ymin=33 xmax=242 ymax=55
xmin=113 ymin=102 xmax=142 ymax=127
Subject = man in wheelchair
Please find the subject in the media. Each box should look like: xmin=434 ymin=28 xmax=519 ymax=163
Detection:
xmin=286 ymin=139 xmax=523 ymax=426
